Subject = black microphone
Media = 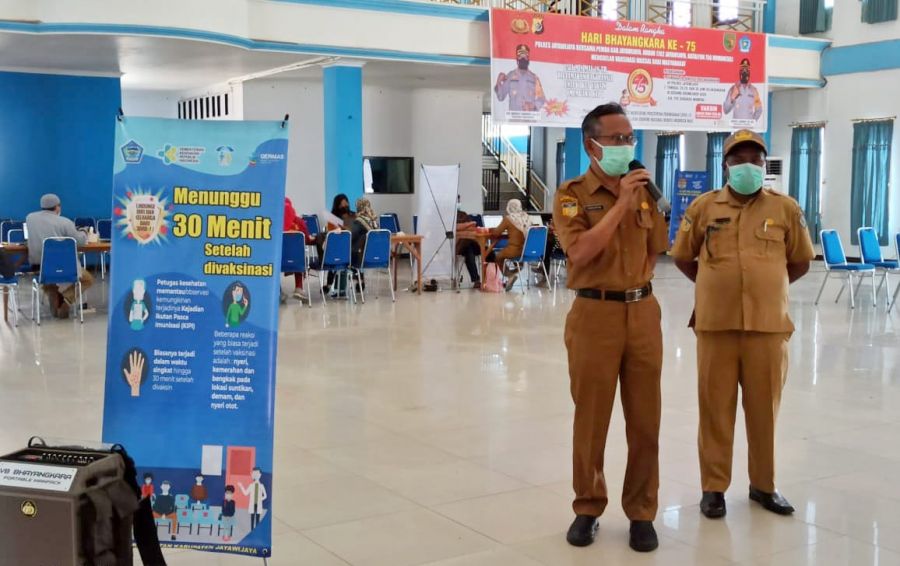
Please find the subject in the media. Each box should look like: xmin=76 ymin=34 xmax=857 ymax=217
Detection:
xmin=628 ymin=160 xmax=671 ymax=214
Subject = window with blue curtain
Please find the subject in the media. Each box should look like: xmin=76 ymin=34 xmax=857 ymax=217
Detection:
xmin=788 ymin=126 xmax=823 ymax=243
xmin=851 ymin=120 xmax=893 ymax=245
xmin=862 ymin=0 xmax=897 ymax=23
xmin=705 ymin=132 xmax=728 ymax=190
xmin=799 ymin=0 xmax=832 ymax=33
xmin=655 ymin=134 xmax=681 ymax=202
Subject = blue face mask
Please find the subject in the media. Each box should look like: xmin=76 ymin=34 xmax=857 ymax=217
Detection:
xmin=727 ymin=163 xmax=765 ymax=195
xmin=592 ymin=139 xmax=634 ymax=176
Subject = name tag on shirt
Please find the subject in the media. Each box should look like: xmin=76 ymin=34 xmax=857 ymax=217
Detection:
xmin=584 ymin=204 xmax=605 ymax=211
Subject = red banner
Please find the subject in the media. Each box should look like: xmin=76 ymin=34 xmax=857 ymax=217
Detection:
xmin=490 ymin=9 xmax=767 ymax=131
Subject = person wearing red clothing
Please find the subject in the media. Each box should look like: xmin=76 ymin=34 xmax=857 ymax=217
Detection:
xmin=283 ymin=197 xmax=312 ymax=302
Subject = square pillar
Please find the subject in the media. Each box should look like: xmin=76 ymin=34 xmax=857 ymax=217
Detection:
xmin=323 ymin=62 xmax=364 ymax=208
xmin=565 ymin=128 xmax=591 ymax=181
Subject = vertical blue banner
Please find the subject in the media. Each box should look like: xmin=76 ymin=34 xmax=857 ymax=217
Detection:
xmin=102 ymin=117 xmax=288 ymax=558
xmin=669 ymin=171 xmax=710 ymax=245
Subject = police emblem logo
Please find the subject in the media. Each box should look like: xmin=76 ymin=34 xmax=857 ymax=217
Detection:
xmin=21 ymin=500 xmax=37 ymax=518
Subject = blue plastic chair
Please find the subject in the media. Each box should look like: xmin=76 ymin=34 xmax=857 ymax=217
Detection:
xmin=1 ymin=220 xmax=23 ymax=243
xmin=378 ymin=214 xmax=400 ymax=234
xmin=858 ymin=227 xmax=900 ymax=308
xmin=815 ymin=229 xmax=877 ymax=309
xmin=31 ymin=237 xmax=84 ymax=324
xmin=302 ymin=214 xmax=321 ymax=238
xmin=308 ymin=230 xmax=355 ymax=305
xmin=0 ymin=273 xmax=19 ymax=327
xmin=551 ymin=247 xmax=567 ymax=289
xmin=74 ymin=217 xmax=96 ymax=231
xmin=281 ymin=232 xmax=310 ymax=309
xmin=353 ymin=229 xmax=394 ymax=303
xmin=6 ymin=229 xmax=33 ymax=276
xmin=506 ymin=226 xmax=550 ymax=292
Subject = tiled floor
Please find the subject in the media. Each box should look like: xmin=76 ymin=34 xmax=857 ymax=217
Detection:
xmin=2 ymin=258 xmax=899 ymax=565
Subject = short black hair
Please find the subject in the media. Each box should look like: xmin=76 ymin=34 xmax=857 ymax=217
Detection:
xmin=581 ymin=103 xmax=627 ymax=139
xmin=225 ymin=485 xmax=235 ymax=493
xmin=143 ymin=473 xmax=153 ymax=480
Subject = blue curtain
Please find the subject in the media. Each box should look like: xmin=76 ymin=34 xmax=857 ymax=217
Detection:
xmin=655 ymin=134 xmax=680 ymax=202
xmin=706 ymin=132 xmax=728 ymax=190
xmin=788 ymin=127 xmax=823 ymax=243
xmin=862 ymin=0 xmax=897 ymax=23
xmin=799 ymin=0 xmax=831 ymax=33
xmin=851 ymin=120 xmax=893 ymax=245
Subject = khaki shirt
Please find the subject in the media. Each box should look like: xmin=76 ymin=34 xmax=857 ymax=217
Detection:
xmin=553 ymin=167 xmax=669 ymax=291
xmin=671 ymin=187 xmax=815 ymax=333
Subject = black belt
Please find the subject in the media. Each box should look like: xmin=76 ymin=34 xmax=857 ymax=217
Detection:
xmin=577 ymin=284 xmax=652 ymax=303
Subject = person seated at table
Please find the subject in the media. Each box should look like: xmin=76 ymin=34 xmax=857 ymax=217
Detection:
xmin=319 ymin=193 xmax=355 ymax=296
xmin=25 ymin=193 xmax=94 ymax=318
xmin=350 ymin=197 xmax=379 ymax=293
xmin=456 ymin=207 xmax=481 ymax=289
xmin=488 ymin=199 xmax=529 ymax=291
xmin=283 ymin=197 xmax=312 ymax=303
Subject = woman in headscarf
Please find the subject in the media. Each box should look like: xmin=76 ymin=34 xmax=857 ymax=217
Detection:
xmin=350 ymin=197 xmax=379 ymax=292
xmin=489 ymin=199 xmax=532 ymax=290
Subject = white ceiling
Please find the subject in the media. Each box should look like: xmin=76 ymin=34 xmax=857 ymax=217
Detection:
xmin=0 ymin=31 xmax=491 ymax=93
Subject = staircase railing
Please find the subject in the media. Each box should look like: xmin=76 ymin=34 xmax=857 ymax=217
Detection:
xmin=481 ymin=114 xmax=553 ymax=211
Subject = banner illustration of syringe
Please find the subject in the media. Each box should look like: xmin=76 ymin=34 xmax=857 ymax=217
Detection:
xmin=102 ymin=117 xmax=287 ymax=557
xmin=490 ymin=9 xmax=766 ymax=131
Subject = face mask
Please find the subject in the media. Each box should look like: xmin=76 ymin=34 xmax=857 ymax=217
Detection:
xmin=727 ymin=163 xmax=765 ymax=195
xmin=740 ymin=71 xmax=750 ymax=84
xmin=517 ymin=58 xmax=529 ymax=70
xmin=591 ymin=139 xmax=634 ymax=176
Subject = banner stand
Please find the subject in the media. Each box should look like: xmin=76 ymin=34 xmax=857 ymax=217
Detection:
xmin=415 ymin=164 xmax=460 ymax=288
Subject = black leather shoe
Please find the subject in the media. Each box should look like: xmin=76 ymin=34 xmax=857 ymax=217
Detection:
xmin=749 ymin=487 xmax=795 ymax=515
xmin=700 ymin=491 xmax=726 ymax=519
xmin=629 ymin=521 xmax=658 ymax=552
xmin=566 ymin=515 xmax=598 ymax=547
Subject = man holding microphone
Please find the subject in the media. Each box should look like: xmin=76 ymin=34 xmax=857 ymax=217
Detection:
xmin=553 ymin=103 xmax=669 ymax=552
xmin=671 ymin=130 xmax=813 ymax=519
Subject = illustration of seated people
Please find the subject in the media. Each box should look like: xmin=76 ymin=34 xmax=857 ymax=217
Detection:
xmin=225 ymin=283 xmax=249 ymax=328
xmin=152 ymin=480 xmax=178 ymax=540
xmin=220 ymin=485 xmax=237 ymax=542
xmin=723 ymin=58 xmax=763 ymax=122
xmin=141 ymin=472 xmax=155 ymax=501
xmin=128 ymin=279 xmax=150 ymax=330
xmin=495 ymin=44 xmax=547 ymax=114
xmin=190 ymin=474 xmax=208 ymax=508
xmin=238 ymin=467 xmax=268 ymax=530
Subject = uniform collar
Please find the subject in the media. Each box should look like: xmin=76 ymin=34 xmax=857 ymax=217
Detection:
xmin=715 ymin=186 xmax=766 ymax=207
xmin=584 ymin=166 xmax=615 ymax=195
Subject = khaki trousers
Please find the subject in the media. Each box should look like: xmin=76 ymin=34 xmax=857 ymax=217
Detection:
xmin=565 ymin=295 xmax=662 ymax=520
xmin=696 ymin=331 xmax=789 ymax=493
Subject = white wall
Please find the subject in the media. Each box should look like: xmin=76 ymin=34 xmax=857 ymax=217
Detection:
xmin=241 ymin=78 xmax=484 ymax=231
xmin=121 ymin=89 xmax=180 ymax=118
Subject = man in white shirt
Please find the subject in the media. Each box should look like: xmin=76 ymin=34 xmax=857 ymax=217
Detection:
xmin=25 ymin=194 xmax=94 ymax=318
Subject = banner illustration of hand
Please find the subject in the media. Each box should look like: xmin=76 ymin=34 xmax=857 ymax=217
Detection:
xmin=124 ymin=350 xmax=146 ymax=397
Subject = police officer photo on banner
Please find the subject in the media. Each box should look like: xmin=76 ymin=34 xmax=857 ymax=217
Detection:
xmin=553 ymin=103 xmax=669 ymax=553
xmin=672 ymin=129 xmax=814 ymax=519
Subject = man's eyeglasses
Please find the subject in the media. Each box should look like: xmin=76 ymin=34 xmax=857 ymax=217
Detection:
xmin=594 ymin=134 xmax=638 ymax=146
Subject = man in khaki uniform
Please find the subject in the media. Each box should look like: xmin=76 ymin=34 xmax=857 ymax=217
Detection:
xmin=671 ymin=130 xmax=814 ymax=518
xmin=553 ymin=103 xmax=669 ymax=552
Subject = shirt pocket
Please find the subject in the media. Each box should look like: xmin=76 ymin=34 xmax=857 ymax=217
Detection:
xmin=703 ymin=223 xmax=738 ymax=261
xmin=754 ymin=224 xmax=786 ymax=257
xmin=636 ymin=209 xmax=654 ymax=230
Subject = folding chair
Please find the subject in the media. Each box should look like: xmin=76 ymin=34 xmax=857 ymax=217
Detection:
xmin=31 ymin=237 xmax=84 ymax=324
xmin=505 ymin=226 xmax=550 ymax=292
xmin=378 ymin=214 xmax=400 ymax=234
xmin=308 ymin=230 xmax=355 ymax=306
xmin=814 ymin=230 xmax=876 ymax=309
xmin=858 ymin=227 xmax=900 ymax=308
xmin=353 ymin=229 xmax=394 ymax=303
xmin=0 ymin=220 xmax=24 ymax=243
xmin=281 ymin=232 xmax=310 ymax=309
